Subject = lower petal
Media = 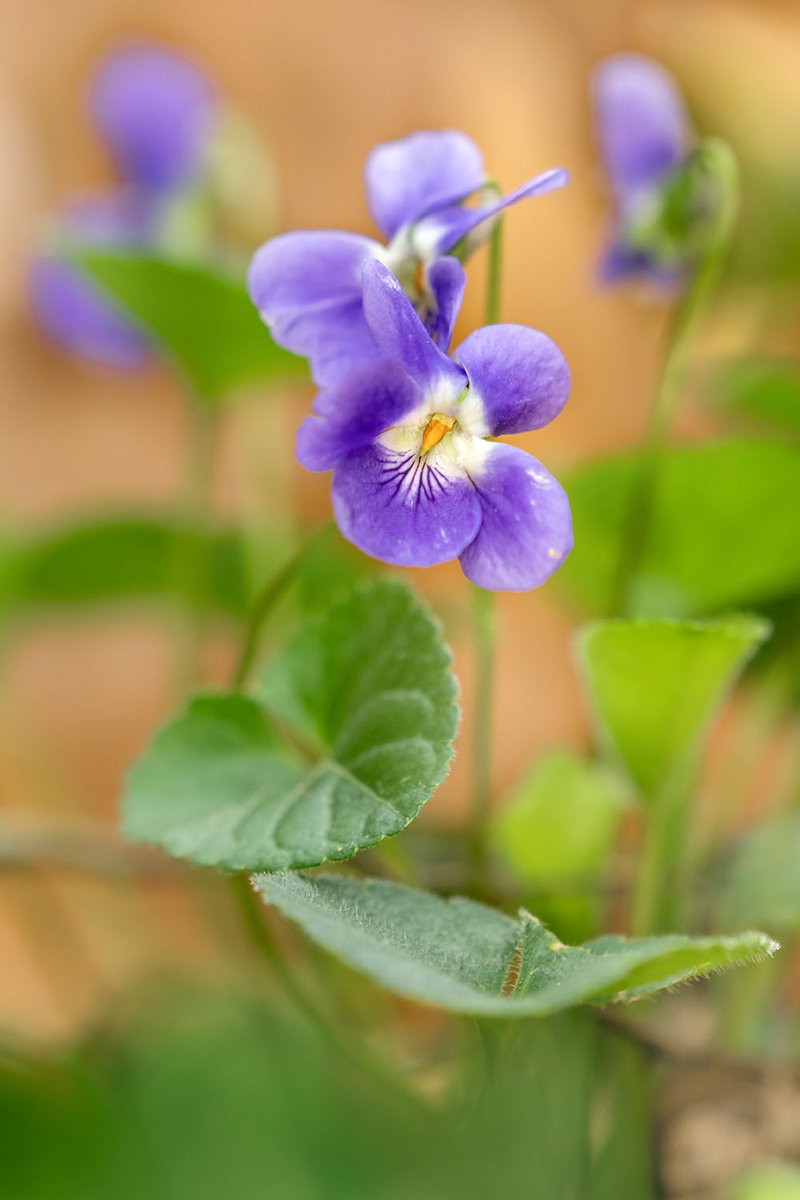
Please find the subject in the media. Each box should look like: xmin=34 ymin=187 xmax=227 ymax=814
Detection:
xmin=332 ymin=443 xmax=482 ymax=568
xmin=459 ymin=442 xmax=572 ymax=591
xmin=297 ymin=361 xmax=420 ymax=472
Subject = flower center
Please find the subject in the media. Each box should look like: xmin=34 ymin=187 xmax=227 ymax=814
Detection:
xmin=420 ymin=412 xmax=456 ymax=455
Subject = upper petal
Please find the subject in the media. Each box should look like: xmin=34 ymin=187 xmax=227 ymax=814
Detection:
xmin=592 ymin=54 xmax=689 ymax=195
xmin=332 ymin=441 xmax=482 ymax=568
xmin=424 ymin=257 xmax=466 ymax=353
xmin=296 ymin=361 xmax=421 ymax=472
xmin=454 ymin=324 xmax=570 ymax=436
xmin=413 ymin=168 xmax=568 ymax=257
xmin=362 ymin=259 xmax=465 ymax=393
xmin=91 ymin=44 xmax=215 ymax=192
xmin=248 ymin=231 xmax=382 ymax=385
xmin=364 ymin=130 xmax=484 ymax=240
xmin=458 ymin=442 xmax=573 ymax=591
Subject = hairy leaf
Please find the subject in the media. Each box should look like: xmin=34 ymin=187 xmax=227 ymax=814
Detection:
xmin=255 ymin=872 xmax=777 ymax=1017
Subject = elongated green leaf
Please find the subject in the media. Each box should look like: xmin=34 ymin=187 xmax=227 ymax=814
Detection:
xmin=69 ymin=247 xmax=306 ymax=399
xmin=255 ymin=873 xmax=776 ymax=1017
xmin=576 ymin=616 xmax=769 ymax=800
xmin=492 ymin=750 xmax=628 ymax=885
xmin=0 ymin=513 xmax=250 ymax=617
xmin=561 ymin=438 xmax=800 ymax=617
xmin=122 ymin=580 xmax=458 ymax=870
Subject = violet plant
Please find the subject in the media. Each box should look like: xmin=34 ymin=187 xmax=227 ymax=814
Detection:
xmin=9 ymin=43 xmax=800 ymax=1200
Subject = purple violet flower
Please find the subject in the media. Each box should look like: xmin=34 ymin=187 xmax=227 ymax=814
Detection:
xmin=592 ymin=54 xmax=692 ymax=284
xmin=296 ymin=259 xmax=572 ymax=591
xmin=30 ymin=44 xmax=215 ymax=366
xmin=248 ymin=131 xmax=567 ymax=386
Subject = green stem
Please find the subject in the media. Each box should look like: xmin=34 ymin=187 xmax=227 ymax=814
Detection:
xmin=228 ymin=874 xmax=428 ymax=1113
xmin=465 ymin=214 xmax=506 ymax=890
xmin=484 ymin=217 xmax=504 ymax=326
xmin=231 ymin=521 xmax=333 ymax=691
xmin=611 ymin=139 xmax=739 ymax=616
xmin=174 ymin=398 xmax=219 ymax=693
xmin=631 ymin=766 xmax=692 ymax=935
xmin=468 ymin=585 xmax=496 ymax=891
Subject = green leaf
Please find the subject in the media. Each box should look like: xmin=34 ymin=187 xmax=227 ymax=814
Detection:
xmin=712 ymin=357 xmax=800 ymax=434
xmin=69 ymin=247 xmax=306 ymax=399
xmin=730 ymin=1163 xmax=800 ymax=1200
xmin=561 ymin=438 xmax=800 ymax=617
xmin=576 ymin=616 xmax=769 ymax=800
xmin=492 ymin=750 xmax=629 ymax=885
xmin=122 ymin=580 xmax=458 ymax=870
xmin=718 ymin=816 xmax=800 ymax=934
xmin=255 ymin=872 xmax=777 ymax=1017
xmin=0 ymin=513 xmax=250 ymax=617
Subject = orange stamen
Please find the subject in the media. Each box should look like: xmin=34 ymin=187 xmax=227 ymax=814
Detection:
xmin=420 ymin=413 xmax=456 ymax=455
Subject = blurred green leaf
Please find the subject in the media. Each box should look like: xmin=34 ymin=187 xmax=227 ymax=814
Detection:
xmin=255 ymin=872 xmax=777 ymax=1017
xmin=712 ymin=357 xmax=800 ymax=434
xmin=0 ymin=513 xmax=250 ymax=618
xmin=576 ymin=616 xmax=769 ymax=801
xmin=0 ymin=989 xmax=658 ymax=1200
xmin=492 ymin=749 xmax=628 ymax=885
xmin=69 ymin=247 xmax=306 ymax=400
xmin=729 ymin=1163 xmax=800 ymax=1200
xmin=562 ymin=439 xmax=800 ymax=617
xmin=122 ymin=580 xmax=457 ymax=870
xmin=718 ymin=815 xmax=800 ymax=934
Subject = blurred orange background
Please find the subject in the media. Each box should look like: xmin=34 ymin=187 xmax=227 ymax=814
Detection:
xmin=2 ymin=0 xmax=800 ymax=1039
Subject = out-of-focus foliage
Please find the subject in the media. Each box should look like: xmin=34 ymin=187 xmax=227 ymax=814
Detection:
xmin=0 ymin=988 xmax=657 ymax=1200
xmin=729 ymin=1162 xmax=800 ymax=1200
xmin=0 ymin=513 xmax=250 ymax=618
xmin=561 ymin=439 xmax=800 ymax=618
xmin=712 ymin=357 xmax=800 ymax=434
xmin=69 ymin=248 xmax=306 ymax=400
xmin=718 ymin=815 xmax=800 ymax=934
xmin=576 ymin=616 xmax=768 ymax=800
xmin=492 ymin=749 xmax=628 ymax=885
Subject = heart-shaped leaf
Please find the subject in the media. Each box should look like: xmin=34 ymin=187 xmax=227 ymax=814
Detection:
xmin=122 ymin=580 xmax=458 ymax=870
xmin=255 ymin=872 xmax=777 ymax=1017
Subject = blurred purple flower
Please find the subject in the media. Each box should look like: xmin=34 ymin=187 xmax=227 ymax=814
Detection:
xmin=248 ymin=131 xmax=567 ymax=386
xmin=30 ymin=44 xmax=215 ymax=366
xmin=592 ymin=53 xmax=691 ymax=284
xmin=296 ymin=260 xmax=572 ymax=591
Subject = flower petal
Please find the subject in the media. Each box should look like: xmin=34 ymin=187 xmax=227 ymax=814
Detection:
xmin=592 ymin=54 xmax=689 ymax=195
xmin=424 ymin=257 xmax=466 ymax=353
xmin=364 ymin=130 xmax=485 ymax=240
xmin=248 ymin=231 xmax=382 ymax=385
xmin=332 ymin=442 xmax=482 ymax=568
xmin=414 ymin=168 xmax=568 ymax=257
xmin=362 ymin=259 xmax=465 ymax=392
xmin=91 ymin=44 xmax=215 ymax=192
xmin=454 ymin=325 xmax=569 ymax=436
xmin=296 ymin=361 xmax=420 ymax=472
xmin=459 ymin=442 xmax=572 ymax=591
